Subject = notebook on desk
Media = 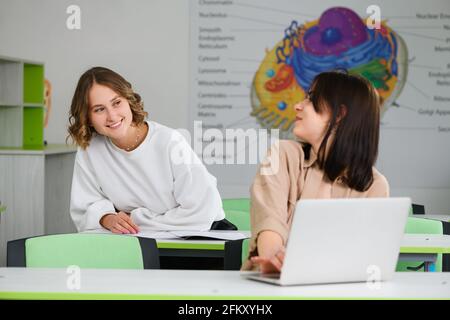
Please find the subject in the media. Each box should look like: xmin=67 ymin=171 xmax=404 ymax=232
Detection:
xmin=243 ymin=197 xmax=411 ymax=286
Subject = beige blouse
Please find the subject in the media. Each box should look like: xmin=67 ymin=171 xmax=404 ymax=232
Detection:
xmin=241 ymin=140 xmax=389 ymax=270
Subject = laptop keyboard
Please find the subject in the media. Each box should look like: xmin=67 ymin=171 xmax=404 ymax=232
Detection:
xmin=259 ymin=273 xmax=281 ymax=279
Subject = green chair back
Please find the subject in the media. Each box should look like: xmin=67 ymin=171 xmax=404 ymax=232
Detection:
xmin=223 ymin=198 xmax=251 ymax=231
xmin=222 ymin=198 xmax=250 ymax=213
xmin=7 ymin=233 xmax=159 ymax=269
xmin=396 ymin=217 xmax=443 ymax=272
xmin=404 ymin=217 xmax=443 ymax=234
xmin=225 ymin=210 xmax=251 ymax=231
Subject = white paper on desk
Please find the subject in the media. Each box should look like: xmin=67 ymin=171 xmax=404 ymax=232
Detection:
xmin=82 ymin=228 xmax=179 ymax=239
xmin=82 ymin=229 xmax=249 ymax=240
xmin=135 ymin=230 xmax=180 ymax=239
xmin=171 ymin=230 xmax=249 ymax=241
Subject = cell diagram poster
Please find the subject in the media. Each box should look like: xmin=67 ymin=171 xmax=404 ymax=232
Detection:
xmin=189 ymin=0 xmax=450 ymax=191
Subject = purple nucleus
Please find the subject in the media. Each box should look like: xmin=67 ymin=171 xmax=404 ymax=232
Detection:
xmin=304 ymin=7 xmax=368 ymax=56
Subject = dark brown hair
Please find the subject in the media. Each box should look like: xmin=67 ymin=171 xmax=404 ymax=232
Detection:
xmin=305 ymin=71 xmax=380 ymax=192
xmin=67 ymin=67 xmax=148 ymax=149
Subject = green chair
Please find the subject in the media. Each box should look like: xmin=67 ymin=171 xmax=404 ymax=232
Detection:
xmin=396 ymin=217 xmax=444 ymax=272
xmin=224 ymin=210 xmax=251 ymax=231
xmin=222 ymin=198 xmax=251 ymax=231
xmin=7 ymin=233 xmax=160 ymax=269
xmin=222 ymin=198 xmax=250 ymax=213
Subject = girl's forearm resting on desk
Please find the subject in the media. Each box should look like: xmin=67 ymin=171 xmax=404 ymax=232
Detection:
xmin=253 ymin=230 xmax=285 ymax=273
xmin=256 ymin=230 xmax=284 ymax=258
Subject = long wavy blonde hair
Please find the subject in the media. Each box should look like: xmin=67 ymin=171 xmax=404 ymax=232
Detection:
xmin=67 ymin=67 xmax=148 ymax=149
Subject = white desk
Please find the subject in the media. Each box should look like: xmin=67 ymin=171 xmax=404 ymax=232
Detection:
xmin=399 ymin=234 xmax=450 ymax=271
xmin=155 ymin=233 xmax=450 ymax=271
xmin=81 ymin=231 xmax=450 ymax=271
xmin=0 ymin=268 xmax=448 ymax=300
xmin=83 ymin=230 xmax=448 ymax=252
xmin=412 ymin=215 xmax=450 ymax=222
xmin=401 ymin=234 xmax=450 ymax=253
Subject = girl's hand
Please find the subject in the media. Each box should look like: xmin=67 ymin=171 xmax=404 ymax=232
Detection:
xmin=100 ymin=211 xmax=140 ymax=234
xmin=250 ymin=247 xmax=285 ymax=274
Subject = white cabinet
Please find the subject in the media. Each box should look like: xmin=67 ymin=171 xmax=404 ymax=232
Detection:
xmin=0 ymin=145 xmax=77 ymax=266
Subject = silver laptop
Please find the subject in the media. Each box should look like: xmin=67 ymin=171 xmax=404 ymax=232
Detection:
xmin=244 ymin=197 xmax=411 ymax=286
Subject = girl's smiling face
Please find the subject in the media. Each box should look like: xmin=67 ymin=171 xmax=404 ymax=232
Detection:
xmin=88 ymin=83 xmax=133 ymax=140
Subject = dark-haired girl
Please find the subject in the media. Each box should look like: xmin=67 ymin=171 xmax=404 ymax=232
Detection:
xmin=243 ymin=71 xmax=389 ymax=272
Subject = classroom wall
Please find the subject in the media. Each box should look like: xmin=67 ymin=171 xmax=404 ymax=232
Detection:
xmin=1 ymin=0 xmax=449 ymax=214
xmin=0 ymin=0 xmax=190 ymax=138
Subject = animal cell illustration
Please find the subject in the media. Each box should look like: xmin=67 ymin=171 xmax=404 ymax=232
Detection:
xmin=251 ymin=7 xmax=408 ymax=136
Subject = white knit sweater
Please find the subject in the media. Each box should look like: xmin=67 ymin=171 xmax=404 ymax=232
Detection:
xmin=70 ymin=121 xmax=225 ymax=231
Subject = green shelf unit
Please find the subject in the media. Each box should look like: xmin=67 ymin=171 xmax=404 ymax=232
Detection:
xmin=23 ymin=63 xmax=44 ymax=105
xmin=0 ymin=55 xmax=44 ymax=149
xmin=23 ymin=107 xmax=44 ymax=148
